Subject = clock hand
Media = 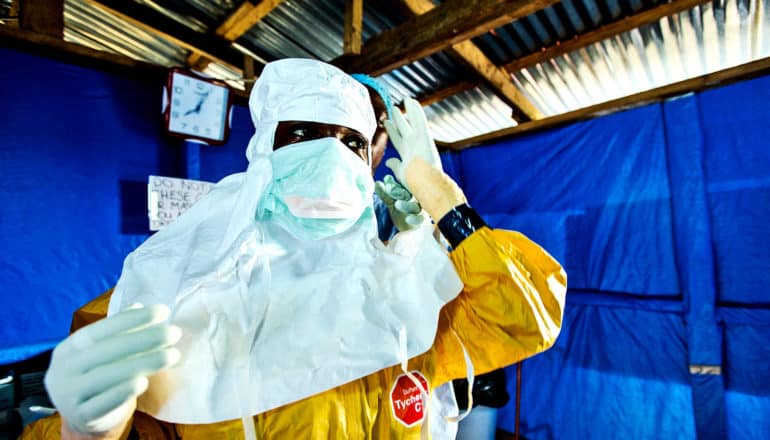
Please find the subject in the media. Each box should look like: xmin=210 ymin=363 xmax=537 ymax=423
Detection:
xmin=184 ymin=93 xmax=208 ymax=115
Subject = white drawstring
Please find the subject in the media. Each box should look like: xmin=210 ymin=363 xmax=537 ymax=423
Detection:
xmin=444 ymin=329 xmax=474 ymax=423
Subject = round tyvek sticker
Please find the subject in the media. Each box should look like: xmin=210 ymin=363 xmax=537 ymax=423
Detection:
xmin=390 ymin=371 xmax=430 ymax=428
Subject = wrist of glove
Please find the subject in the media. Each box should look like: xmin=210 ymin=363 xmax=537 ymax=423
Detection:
xmin=45 ymin=304 xmax=182 ymax=437
xmin=374 ymin=175 xmax=428 ymax=233
xmin=404 ymin=157 xmax=467 ymax=221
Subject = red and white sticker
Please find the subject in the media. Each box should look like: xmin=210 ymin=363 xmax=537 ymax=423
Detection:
xmin=390 ymin=371 xmax=430 ymax=428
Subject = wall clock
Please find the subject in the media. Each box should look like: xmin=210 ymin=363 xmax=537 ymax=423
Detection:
xmin=163 ymin=68 xmax=232 ymax=145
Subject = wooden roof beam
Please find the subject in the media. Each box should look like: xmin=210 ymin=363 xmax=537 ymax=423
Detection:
xmin=189 ymin=0 xmax=286 ymax=71
xmin=415 ymin=81 xmax=477 ymax=107
xmin=0 ymin=26 xmax=251 ymax=105
xmin=387 ymin=0 xmax=714 ymax=118
xmin=334 ymin=0 xmax=560 ymax=76
xmin=503 ymin=0 xmax=712 ymax=73
xmin=398 ymin=0 xmax=541 ymax=121
xmin=216 ymin=0 xmax=287 ymax=41
xmin=447 ymin=56 xmax=770 ymax=150
xmin=19 ymin=0 xmax=63 ymax=38
xmin=86 ymin=0 xmax=243 ymax=73
xmin=343 ymin=0 xmax=363 ymax=55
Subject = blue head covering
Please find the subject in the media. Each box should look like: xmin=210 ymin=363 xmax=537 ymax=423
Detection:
xmin=351 ymin=73 xmax=394 ymax=120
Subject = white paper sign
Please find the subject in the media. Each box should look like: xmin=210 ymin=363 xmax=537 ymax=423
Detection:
xmin=148 ymin=175 xmax=214 ymax=231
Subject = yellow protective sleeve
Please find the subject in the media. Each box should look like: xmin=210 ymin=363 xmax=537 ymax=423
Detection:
xmin=19 ymin=414 xmax=153 ymax=440
xmin=414 ymin=226 xmax=567 ymax=386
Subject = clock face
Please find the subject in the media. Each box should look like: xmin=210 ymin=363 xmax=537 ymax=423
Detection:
xmin=166 ymin=71 xmax=230 ymax=143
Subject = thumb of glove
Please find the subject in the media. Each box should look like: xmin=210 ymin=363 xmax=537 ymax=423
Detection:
xmin=385 ymin=158 xmax=407 ymax=188
xmin=375 ymin=180 xmax=395 ymax=205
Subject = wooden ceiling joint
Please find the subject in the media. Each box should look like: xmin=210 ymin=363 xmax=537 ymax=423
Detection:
xmin=334 ymin=0 xmax=560 ymax=76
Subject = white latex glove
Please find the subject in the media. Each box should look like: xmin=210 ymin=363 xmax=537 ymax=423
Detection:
xmin=374 ymin=174 xmax=429 ymax=232
xmin=383 ymin=97 xmax=443 ymax=190
xmin=45 ymin=304 xmax=182 ymax=436
xmin=383 ymin=98 xmax=466 ymax=222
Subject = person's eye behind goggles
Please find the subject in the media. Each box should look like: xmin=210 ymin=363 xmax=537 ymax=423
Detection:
xmin=273 ymin=121 xmax=372 ymax=165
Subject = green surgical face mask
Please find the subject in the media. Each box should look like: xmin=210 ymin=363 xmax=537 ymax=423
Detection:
xmin=257 ymin=137 xmax=375 ymax=241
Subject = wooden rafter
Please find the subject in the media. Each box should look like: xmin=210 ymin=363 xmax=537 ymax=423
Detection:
xmin=334 ymin=0 xmax=560 ymax=76
xmin=85 ymin=0 xmax=243 ymax=73
xmin=415 ymin=81 xmax=477 ymax=107
xmin=447 ymin=56 xmax=770 ymax=150
xmin=216 ymin=0 xmax=286 ymax=41
xmin=503 ymin=0 xmax=713 ymax=73
xmin=398 ymin=0 xmax=541 ymax=121
xmin=19 ymin=0 xmax=63 ymax=38
xmin=389 ymin=0 xmax=714 ymax=115
xmin=1 ymin=25 xmax=163 ymax=74
xmin=188 ymin=0 xmax=286 ymax=71
xmin=343 ymin=0 xmax=363 ymax=55
xmin=0 ymin=26 xmax=251 ymax=104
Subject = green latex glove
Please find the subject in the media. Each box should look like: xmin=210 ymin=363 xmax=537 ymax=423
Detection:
xmin=375 ymin=174 xmax=429 ymax=232
xmin=44 ymin=304 xmax=182 ymax=435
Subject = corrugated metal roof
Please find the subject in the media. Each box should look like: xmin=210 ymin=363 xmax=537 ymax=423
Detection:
xmin=510 ymin=0 xmax=770 ymax=118
xmin=63 ymin=0 xmax=243 ymax=89
xmin=22 ymin=0 xmax=770 ymax=143
xmin=237 ymin=0 xmax=483 ymax=141
xmin=0 ymin=0 xmax=13 ymax=20
xmin=63 ymin=0 xmax=188 ymax=67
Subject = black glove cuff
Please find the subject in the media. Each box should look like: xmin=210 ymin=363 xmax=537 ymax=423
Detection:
xmin=437 ymin=204 xmax=487 ymax=249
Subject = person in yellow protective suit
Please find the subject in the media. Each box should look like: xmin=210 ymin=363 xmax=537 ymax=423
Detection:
xmin=22 ymin=59 xmax=566 ymax=440
xmin=355 ymin=72 xmax=514 ymax=440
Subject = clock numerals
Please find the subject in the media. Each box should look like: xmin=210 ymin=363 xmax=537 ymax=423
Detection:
xmin=167 ymin=70 xmax=229 ymax=143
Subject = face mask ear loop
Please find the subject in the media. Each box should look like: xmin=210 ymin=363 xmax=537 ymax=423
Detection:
xmin=444 ymin=329 xmax=475 ymax=423
xmin=399 ymin=327 xmax=432 ymax=440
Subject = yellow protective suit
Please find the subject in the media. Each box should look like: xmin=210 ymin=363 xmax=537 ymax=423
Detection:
xmin=21 ymin=227 xmax=565 ymax=439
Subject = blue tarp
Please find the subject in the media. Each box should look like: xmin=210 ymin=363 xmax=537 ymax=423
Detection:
xmin=449 ymin=76 xmax=770 ymax=439
xmin=1 ymin=48 xmax=769 ymax=439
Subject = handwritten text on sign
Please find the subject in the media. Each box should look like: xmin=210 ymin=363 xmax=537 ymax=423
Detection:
xmin=148 ymin=175 xmax=214 ymax=231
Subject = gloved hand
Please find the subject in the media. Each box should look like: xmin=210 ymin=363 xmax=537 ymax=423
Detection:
xmin=384 ymin=97 xmax=466 ymax=221
xmin=45 ymin=304 xmax=182 ymax=437
xmin=374 ymin=174 xmax=429 ymax=232
xmin=383 ymin=97 xmax=443 ymax=186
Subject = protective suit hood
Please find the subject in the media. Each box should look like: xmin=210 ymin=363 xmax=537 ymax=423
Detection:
xmin=109 ymin=58 xmax=463 ymax=424
xmin=246 ymin=58 xmax=376 ymax=161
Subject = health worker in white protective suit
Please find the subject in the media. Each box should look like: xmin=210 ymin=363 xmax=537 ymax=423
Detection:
xmin=24 ymin=59 xmax=566 ymax=440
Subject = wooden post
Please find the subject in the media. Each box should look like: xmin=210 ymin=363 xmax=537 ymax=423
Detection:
xmin=19 ymin=0 xmax=63 ymax=38
xmin=243 ymin=53 xmax=255 ymax=94
xmin=343 ymin=0 xmax=363 ymax=55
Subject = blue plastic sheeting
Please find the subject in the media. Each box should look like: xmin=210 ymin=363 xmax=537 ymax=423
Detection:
xmin=0 ymin=49 xmax=248 ymax=364
xmin=699 ymin=77 xmax=770 ymax=305
xmin=496 ymin=304 xmax=695 ymax=439
xmin=453 ymin=75 xmax=770 ymax=439
xmin=1 ymin=49 xmax=181 ymax=363
xmin=452 ymin=104 xmax=680 ymax=296
xmin=724 ymin=323 xmax=770 ymax=439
